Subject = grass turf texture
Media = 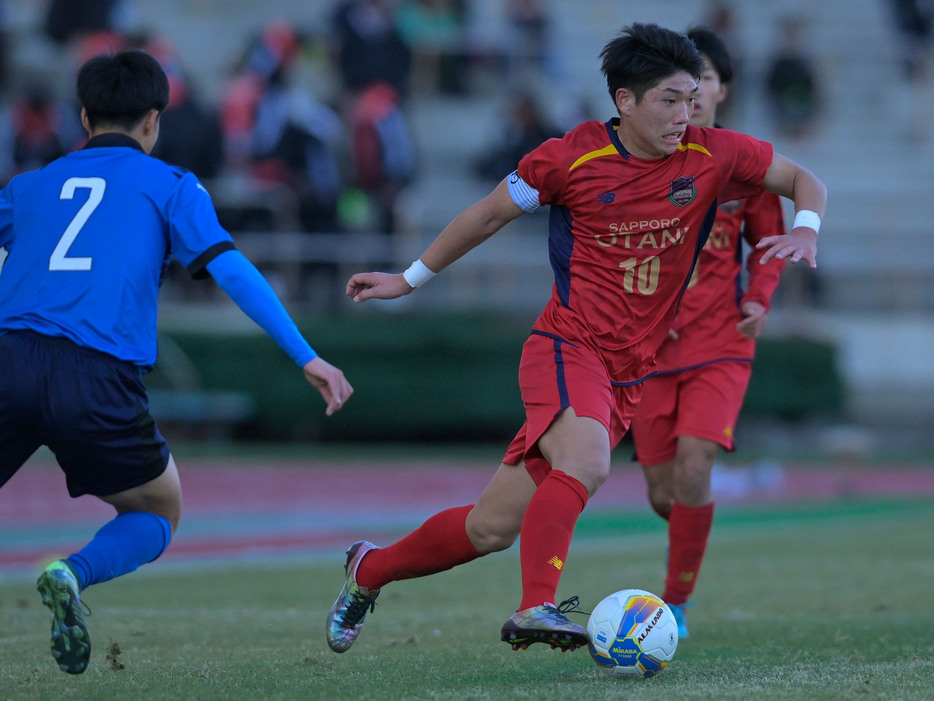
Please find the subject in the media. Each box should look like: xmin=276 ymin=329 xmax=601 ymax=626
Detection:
xmin=2 ymin=498 xmax=932 ymax=700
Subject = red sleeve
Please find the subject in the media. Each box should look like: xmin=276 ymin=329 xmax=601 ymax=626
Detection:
xmin=741 ymin=190 xmax=786 ymax=311
xmin=517 ymin=136 xmax=569 ymax=207
xmin=713 ymin=129 xmax=774 ymax=203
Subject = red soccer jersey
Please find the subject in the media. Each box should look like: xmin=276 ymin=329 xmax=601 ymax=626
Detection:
xmin=517 ymin=119 xmax=773 ymax=384
xmin=654 ymin=189 xmax=786 ymax=372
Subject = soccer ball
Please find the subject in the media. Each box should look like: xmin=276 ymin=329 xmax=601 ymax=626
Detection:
xmin=586 ymin=588 xmax=679 ymax=679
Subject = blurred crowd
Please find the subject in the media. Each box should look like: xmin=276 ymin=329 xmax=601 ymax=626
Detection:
xmin=0 ymin=0 xmax=421 ymax=236
xmin=0 ymin=0 xmax=565 ymax=238
xmin=0 ymin=0 xmax=929 ymax=240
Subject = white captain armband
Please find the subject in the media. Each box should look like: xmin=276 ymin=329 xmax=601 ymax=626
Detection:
xmin=506 ymin=170 xmax=541 ymax=213
xmin=792 ymin=210 xmax=821 ymax=233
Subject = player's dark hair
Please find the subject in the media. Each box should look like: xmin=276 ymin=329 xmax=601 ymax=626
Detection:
xmin=599 ymin=23 xmax=704 ymax=103
xmin=77 ymin=49 xmax=169 ymax=131
xmin=687 ymin=27 xmax=734 ymax=84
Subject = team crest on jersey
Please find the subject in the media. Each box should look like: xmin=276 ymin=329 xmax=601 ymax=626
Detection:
xmin=668 ymin=175 xmax=696 ymax=206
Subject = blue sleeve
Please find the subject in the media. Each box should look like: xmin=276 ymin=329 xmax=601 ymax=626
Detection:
xmin=206 ymin=250 xmax=317 ymax=367
xmin=0 ymin=182 xmax=14 ymax=248
xmin=167 ymin=173 xmax=235 ymax=275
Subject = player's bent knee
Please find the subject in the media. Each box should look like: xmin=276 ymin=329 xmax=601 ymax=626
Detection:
xmin=102 ymin=483 xmax=183 ymax=533
xmin=673 ymin=459 xmax=716 ymax=506
xmin=561 ymin=458 xmax=611 ymax=496
xmin=647 ymin=489 xmax=673 ymax=519
xmin=466 ymin=519 xmax=520 ymax=554
xmin=154 ymin=501 xmax=181 ymax=534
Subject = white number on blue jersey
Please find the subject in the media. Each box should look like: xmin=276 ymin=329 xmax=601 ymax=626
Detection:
xmin=49 ymin=177 xmax=106 ymax=271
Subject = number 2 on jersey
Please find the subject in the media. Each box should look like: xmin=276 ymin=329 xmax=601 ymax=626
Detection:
xmin=618 ymin=255 xmax=659 ymax=294
xmin=49 ymin=177 xmax=106 ymax=271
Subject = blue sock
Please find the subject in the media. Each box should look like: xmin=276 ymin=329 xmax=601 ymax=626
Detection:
xmin=65 ymin=512 xmax=172 ymax=590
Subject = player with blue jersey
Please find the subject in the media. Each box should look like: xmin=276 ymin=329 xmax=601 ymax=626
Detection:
xmin=325 ymin=23 xmax=825 ymax=656
xmin=0 ymin=50 xmax=353 ymax=675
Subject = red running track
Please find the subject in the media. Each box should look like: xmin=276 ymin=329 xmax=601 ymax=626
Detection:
xmin=2 ymin=457 xmax=932 ymax=574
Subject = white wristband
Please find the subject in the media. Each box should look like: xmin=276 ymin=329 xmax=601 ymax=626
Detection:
xmin=793 ymin=210 xmax=821 ymax=233
xmin=402 ymin=258 xmax=436 ymax=288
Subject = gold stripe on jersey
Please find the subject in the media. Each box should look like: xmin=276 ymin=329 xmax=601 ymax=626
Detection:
xmin=569 ymin=144 xmax=619 ymax=172
xmin=677 ymin=141 xmax=712 ymax=157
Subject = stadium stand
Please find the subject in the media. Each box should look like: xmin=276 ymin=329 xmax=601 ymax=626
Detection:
xmin=1 ymin=0 xmax=929 ymax=446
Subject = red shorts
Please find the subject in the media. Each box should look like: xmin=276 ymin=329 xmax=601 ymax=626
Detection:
xmin=630 ymin=359 xmax=752 ymax=466
xmin=503 ymin=332 xmax=643 ymax=485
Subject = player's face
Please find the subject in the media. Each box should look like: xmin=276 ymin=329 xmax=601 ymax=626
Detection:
xmin=616 ymin=72 xmax=697 ymax=159
xmin=690 ymin=55 xmax=727 ymax=129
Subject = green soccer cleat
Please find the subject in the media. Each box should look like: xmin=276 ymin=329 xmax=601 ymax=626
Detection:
xmin=325 ymin=541 xmax=380 ymax=653
xmin=500 ymin=597 xmax=590 ymax=651
xmin=36 ymin=560 xmax=91 ymax=674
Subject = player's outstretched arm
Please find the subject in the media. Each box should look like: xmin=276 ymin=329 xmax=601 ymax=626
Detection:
xmin=346 ymin=177 xmax=525 ymax=303
xmin=207 ymin=250 xmax=352 ymax=414
xmin=302 ymin=356 xmax=353 ymax=416
xmin=758 ymin=153 xmax=826 ymax=268
xmin=346 ymin=271 xmax=413 ymax=303
xmin=756 ymin=227 xmax=818 ymax=267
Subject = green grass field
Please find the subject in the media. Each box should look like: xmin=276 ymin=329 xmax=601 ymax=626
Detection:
xmin=2 ymin=498 xmax=932 ymax=700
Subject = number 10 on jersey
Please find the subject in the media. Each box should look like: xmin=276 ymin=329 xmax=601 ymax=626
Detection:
xmin=619 ymin=256 xmax=659 ymax=294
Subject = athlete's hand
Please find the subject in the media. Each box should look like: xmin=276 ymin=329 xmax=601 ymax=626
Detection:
xmin=736 ymin=301 xmax=768 ymax=339
xmin=756 ymin=227 xmax=817 ymax=268
xmin=346 ymin=272 xmax=413 ymax=303
xmin=302 ymin=356 xmax=353 ymax=415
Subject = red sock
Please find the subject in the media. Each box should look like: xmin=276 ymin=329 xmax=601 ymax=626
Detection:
xmin=662 ymin=501 xmax=715 ymax=605
xmin=356 ymin=505 xmax=481 ymax=590
xmin=518 ymin=470 xmax=589 ymax=611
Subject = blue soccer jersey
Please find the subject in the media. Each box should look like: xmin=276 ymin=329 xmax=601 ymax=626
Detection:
xmin=0 ymin=134 xmax=234 ymax=367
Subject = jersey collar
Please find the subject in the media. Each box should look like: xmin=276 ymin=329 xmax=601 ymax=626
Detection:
xmin=606 ymin=117 xmax=682 ymax=162
xmin=83 ymin=133 xmax=145 ymax=152
xmin=605 ymin=118 xmax=630 ymax=160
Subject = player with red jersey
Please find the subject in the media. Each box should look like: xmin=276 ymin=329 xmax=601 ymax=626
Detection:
xmin=630 ymin=28 xmax=787 ymax=639
xmin=326 ymin=23 xmax=826 ymax=656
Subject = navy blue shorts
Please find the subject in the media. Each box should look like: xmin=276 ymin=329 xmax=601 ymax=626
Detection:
xmin=0 ymin=330 xmax=170 ymax=497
